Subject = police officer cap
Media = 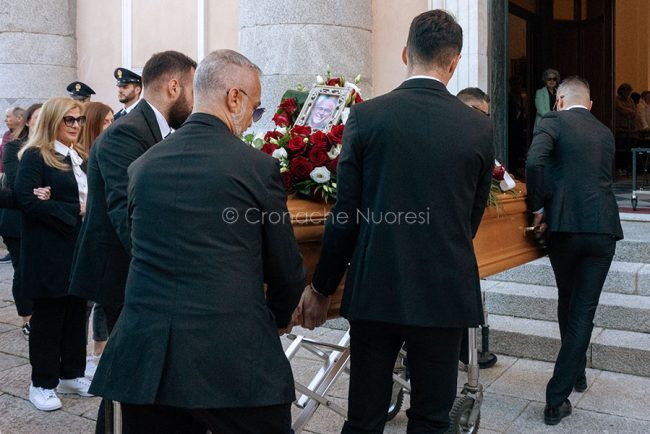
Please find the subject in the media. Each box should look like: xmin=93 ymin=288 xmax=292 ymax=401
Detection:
xmin=66 ymin=81 xmax=96 ymax=100
xmin=114 ymin=68 xmax=142 ymax=86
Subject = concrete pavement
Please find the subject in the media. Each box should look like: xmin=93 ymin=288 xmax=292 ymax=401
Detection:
xmin=1 ymin=256 xmax=650 ymax=433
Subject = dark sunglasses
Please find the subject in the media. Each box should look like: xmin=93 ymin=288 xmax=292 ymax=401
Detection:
xmin=471 ymin=105 xmax=490 ymax=117
xmin=235 ymin=89 xmax=266 ymax=123
xmin=62 ymin=116 xmax=87 ymax=127
xmin=547 ymin=77 xmax=557 ymax=81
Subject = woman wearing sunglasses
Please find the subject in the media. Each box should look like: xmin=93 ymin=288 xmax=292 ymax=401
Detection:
xmin=534 ymin=68 xmax=561 ymax=130
xmin=14 ymin=97 xmax=91 ymax=412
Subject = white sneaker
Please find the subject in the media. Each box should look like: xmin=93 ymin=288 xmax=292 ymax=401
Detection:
xmin=85 ymin=355 xmax=99 ymax=379
xmin=57 ymin=377 xmax=93 ymax=397
xmin=29 ymin=385 xmax=62 ymax=411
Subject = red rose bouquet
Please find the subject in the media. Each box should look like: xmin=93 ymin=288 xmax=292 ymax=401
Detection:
xmin=245 ymin=66 xmax=363 ymax=202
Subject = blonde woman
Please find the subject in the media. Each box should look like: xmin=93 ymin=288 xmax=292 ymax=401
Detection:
xmin=15 ymin=97 xmax=90 ymax=411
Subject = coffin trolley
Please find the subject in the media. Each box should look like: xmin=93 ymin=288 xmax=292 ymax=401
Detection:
xmin=286 ymin=182 xmax=544 ymax=433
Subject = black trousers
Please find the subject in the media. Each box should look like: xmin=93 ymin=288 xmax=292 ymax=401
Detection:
xmin=545 ymin=233 xmax=616 ymax=407
xmin=4 ymin=236 xmax=32 ymax=317
xmin=343 ymin=320 xmax=463 ymax=434
xmin=30 ymin=295 xmax=87 ymax=389
xmin=95 ymin=303 xmax=123 ymax=434
xmin=118 ymin=402 xmax=292 ymax=434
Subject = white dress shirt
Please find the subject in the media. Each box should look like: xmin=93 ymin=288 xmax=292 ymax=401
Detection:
xmin=145 ymin=100 xmax=173 ymax=138
xmin=54 ymin=140 xmax=88 ymax=204
xmin=124 ymin=98 xmax=141 ymax=115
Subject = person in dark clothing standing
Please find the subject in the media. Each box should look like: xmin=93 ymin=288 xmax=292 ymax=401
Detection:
xmin=15 ymin=97 xmax=91 ymax=411
xmin=299 ymin=10 xmax=494 ymax=433
xmin=90 ymin=49 xmax=304 ymax=434
xmin=0 ymin=103 xmax=46 ymax=338
xmin=526 ymin=76 xmax=623 ymax=426
xmin=67 ymin=50 xmax=195 ymax=433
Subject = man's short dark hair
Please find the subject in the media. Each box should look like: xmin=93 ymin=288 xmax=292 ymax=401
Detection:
xmin=142 ymin=51 xmax=197 ymax=90
xmin=406 ymin=10 xmax=463 ymax=69
xmin=457 ymin=87 xmax=490 ymax=104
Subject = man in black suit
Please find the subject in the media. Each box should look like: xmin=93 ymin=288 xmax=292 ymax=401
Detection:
xmin=69 ymin=50 xmax=196 ymax=332
xmin=526 ymin=76 xmax=623 ymax=426
xmin=68 ymin=50 xmax=195 ymax=433
xmin=300 ymin=10 xmax=494 ymax=433
xmin=89 ymin=49 xmax=304 ymax=434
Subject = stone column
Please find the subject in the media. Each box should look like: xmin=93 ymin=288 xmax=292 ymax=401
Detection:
xmin=0 ymin=0 xmax=77 ymax=132
xmin=428 ymin=0 xmax=489 ymax=95
xmin=239 ymin=0 xmax=372 ymax=130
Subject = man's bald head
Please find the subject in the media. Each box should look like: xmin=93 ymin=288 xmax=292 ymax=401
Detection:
xmin=557 ymin=76 xmax=591 ymax=110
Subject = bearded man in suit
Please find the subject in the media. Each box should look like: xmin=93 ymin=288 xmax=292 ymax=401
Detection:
xmin=299 ymin=10 xmax=494 ymax=433
xmin=89 ymin=49 xmax=305 ymax=434
xmin=68 ymin=50 xmax=196 ymax=434
xmin=526 ymin=76 xmax=623 ymax=426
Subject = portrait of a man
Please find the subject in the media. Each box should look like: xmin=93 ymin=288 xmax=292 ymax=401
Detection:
xmin=306 ymin=95 xmax=337 ymax=130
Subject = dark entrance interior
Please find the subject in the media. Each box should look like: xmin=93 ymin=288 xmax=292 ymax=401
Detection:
xmin=505 ymin=0 xmax=614 ymax=176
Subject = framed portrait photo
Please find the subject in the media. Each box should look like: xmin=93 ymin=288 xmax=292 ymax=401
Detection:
xmin=294 ymin=85 xmax=350 ymax=133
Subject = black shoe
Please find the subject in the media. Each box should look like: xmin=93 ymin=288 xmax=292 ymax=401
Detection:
xmin=0 ymin=253 xmax=11 ymax=264
xmin=544 ymin=399 xmax=572 ymax=425
xmin=478 ymin=351 xmax=498 ymax=369
xmin=21 ymin=322 xmax=30 ymax=340
xmin=574 ymin=372 xmax=587 ymax=392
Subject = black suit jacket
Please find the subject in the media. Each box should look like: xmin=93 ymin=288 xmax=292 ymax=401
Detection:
xmin=113 ymin=108 xmax=126 ymax=121
xmin=90 ymin=113 xmax=305 ymax=408
xmin=312 ymin=78 xmax=494 ymax=328
xmin=0 ymin=139 xmax=23 ymax=237
xmin=15 ymin=148 xmax=83 ymax=298
xmin=526 ymin=108 xmax=623 ymax=239
xmin=68 ymin=100 xmax=162 ymax=305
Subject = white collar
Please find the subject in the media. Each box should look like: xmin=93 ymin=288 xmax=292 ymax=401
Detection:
xmin=564 ymin=105 xmax=589 ymax=111
xmin=124 ymin=98 xmax=141 ymax=114
xmin=54 ymin=140 xmax=83 ymax=165
xmin=405 ymin=75 xmax=444 ymax=85
xmin=54 ymin=140 xmax=73 ymax=156
xmin=144 ymin=100 xmax=172 ymax=138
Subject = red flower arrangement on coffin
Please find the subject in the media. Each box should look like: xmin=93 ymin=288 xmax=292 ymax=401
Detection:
xmin=244 ymin=66 xmax=363 ymax=202
xmin=488 ymin=160 xmax=518 ymax=210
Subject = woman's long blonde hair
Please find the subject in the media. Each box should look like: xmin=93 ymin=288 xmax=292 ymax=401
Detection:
xmin=18 ymin=97 xmax=88 ymax=170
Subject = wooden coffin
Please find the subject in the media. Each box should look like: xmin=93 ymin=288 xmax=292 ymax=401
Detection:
xmin=288 ymin=181 xmax=545 ymax=318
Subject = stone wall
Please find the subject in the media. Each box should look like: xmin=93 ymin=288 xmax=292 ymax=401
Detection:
xmin=239 ymin=0 xmax=372 ymax=131
xmin=0 ymin=0 xmax=77 ymax=134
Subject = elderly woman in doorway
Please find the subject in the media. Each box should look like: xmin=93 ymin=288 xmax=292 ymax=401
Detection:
xmin=534 ymin=68 xmax=560 ymax=130
xmin=15 ymin=97 xmax=91 ymax=412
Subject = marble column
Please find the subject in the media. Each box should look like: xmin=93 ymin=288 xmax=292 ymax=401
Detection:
xmin=428 ymin=0 xmax=489 ymax=95
xmin=0 ymin=0 xmax=77 ymax=132
xmin=239 ymin=0 xmax=372 ymax=130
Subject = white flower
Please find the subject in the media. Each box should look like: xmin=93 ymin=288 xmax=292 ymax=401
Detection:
xmin=310 ymin=166 xmax=331 ymax=184
xmin=341 ymin=108 xmax=351 ymax=124
xmin=344 ymin=81 xmax=362 ymax=95
xmin=254 ymin=131 xmax=266 ymax=141
xmin=275 ymin=126 xmax=286 ymax=135
xmin=328 ymin=144 xmax=341 ymax=160
xmin=316 ymin=75 xmax=325 ymax=85
xmin=272 ymin=148 xmax=288 ymax=160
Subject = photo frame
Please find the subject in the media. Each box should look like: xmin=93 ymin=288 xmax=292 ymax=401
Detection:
xmin=294 ymin=85 xmax=351 ymax=133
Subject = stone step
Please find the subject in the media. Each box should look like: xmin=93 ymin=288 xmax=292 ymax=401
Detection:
xmin=487 ymin=257 xmax=650 ymax=295
xmin=484 ymin=281 xmax=650 ymax=334
xmin=489 ymin=314 xmax=650 ymax=377
xmin=616 ymin=221 xmax=650 ymax=263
